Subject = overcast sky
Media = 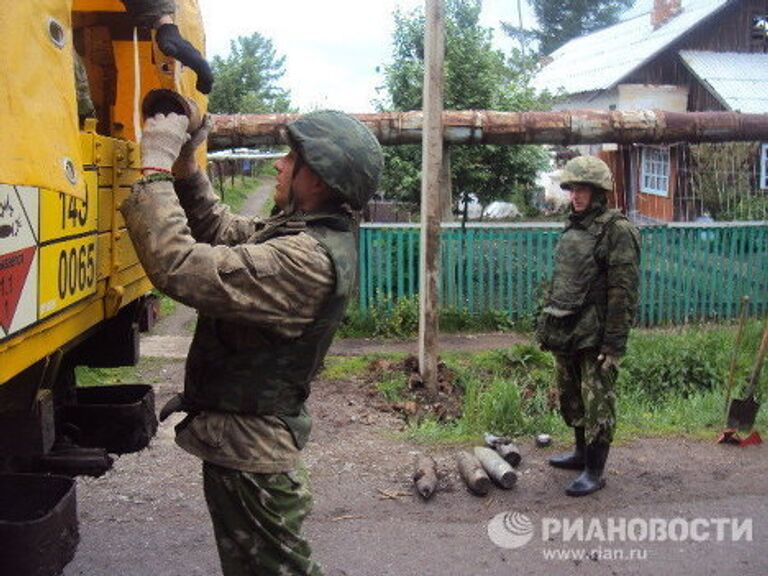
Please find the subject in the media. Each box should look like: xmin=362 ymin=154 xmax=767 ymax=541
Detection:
xmin=197 ymin=0 xmax=536 ymax=112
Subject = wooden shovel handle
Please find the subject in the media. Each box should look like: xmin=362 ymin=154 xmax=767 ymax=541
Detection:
xmin=745 ymin=316 xmax=768 ymax=398
xmin=725 ymin=296 xmax=750 ymax=410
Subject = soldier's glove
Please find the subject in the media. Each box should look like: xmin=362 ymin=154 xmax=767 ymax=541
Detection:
xmin=141 ymin=113 xmax=190 ymax=174
xmin=173 ymin=114 xmax=212 ymax=180
xmin=156 ymin=24 xmax=214 ymax=94
xmin=597 ymin=352 xmax=620 ymax=377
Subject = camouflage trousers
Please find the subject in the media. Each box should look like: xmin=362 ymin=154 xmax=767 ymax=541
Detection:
xmin=554 ymin=350 xmax=617 ymax=444
xmin=202 ymin=462 xmax=324 ymax=576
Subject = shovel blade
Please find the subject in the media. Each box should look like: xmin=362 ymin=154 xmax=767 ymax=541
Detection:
xmin=726 ymin=397 xmax=760 ymax=431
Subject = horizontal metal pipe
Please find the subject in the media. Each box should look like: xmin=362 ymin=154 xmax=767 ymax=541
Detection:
xmin=207 ymin=110 xmax=768 ymax=150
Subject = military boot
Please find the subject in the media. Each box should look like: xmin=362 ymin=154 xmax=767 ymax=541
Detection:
xmin=548 ymin=427 xmax=585 ymax=470
xmin=565 ymin=442 xmax=610 ymax=497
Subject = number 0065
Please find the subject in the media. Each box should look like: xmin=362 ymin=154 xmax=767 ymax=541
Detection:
xmin=57 ymin=242 xmax=95 ymax=299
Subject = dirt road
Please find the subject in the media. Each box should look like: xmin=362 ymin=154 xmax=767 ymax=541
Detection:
xmin=63 ymin=180 xmax=767 ymax=576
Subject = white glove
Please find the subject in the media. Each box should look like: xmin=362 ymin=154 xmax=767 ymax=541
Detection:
xmin=173 ymin=114 xmax=212 ymax=180
xmin=141 ymin=113 xmax=190 ymax=174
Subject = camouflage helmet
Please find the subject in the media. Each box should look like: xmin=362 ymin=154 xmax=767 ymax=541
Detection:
xmin=287 ymin=110 xmax=384 ymax=209
xmin=559 ymin=156 xmax=614 ymax=193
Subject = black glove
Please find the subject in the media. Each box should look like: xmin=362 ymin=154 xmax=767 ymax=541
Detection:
xmin=155 ymin=23 xmax=214 ymax=94
xmin=159 ymin=393 xmax=189 ymax=422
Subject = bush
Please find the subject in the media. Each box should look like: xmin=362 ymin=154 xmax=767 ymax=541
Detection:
xmin=618 ymin=322 xmax=763 ymax=402
xmin=339 ymin=300 xmax=531 ymax=339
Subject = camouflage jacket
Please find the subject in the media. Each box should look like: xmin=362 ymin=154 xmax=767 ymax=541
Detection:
xmin=537 ymin=206 xmax=641 ymax=356
xmin=121 ymin=171 xmax=336 ymax=472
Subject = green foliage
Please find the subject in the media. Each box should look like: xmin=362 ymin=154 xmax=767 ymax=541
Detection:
xmin=394 ymin=321 xmax=768 ymax=444
xmin=75 ymin=366 xmax=138 ymax=387
xmin=378 ymin=373 xmax=409 ymax=403
xmin=321 ymin=356 xmax=372 ymax=380
xmin=355 ymin=297 xmax=420 ymax=339
xmin=212 ymin=174 xmax=264 ymax=213
xmin=620 ymin=320 xmax=767 ymax=402
xmin=689 ymin=142 xmax=761 ymax=221
xmin=378 ymin=0 xmax=549 ymax=208
xmin=154 ymin=291 xmax=176 ymax=317
xmin=338 ymin=299 xmax=530 ymax=339
xmin=504 ymin=0 xmax=634 ymax=56
xmin=208 ymin=33 xmax=291 ymax=114
xmin=408 ymin=345 xmax=564 ymax=441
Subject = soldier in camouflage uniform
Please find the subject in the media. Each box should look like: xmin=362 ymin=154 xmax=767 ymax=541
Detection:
xmin=121 ymin=110 xmax=383 ymax=575
xmin=536 ymin=156 xmax=640 ymax=497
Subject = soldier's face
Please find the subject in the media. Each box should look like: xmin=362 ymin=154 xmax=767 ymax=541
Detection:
xmin=274 ymin=150 xmax=330 ymax=211
xmin=569 ymin=184 xmax=593 ymax=213
xmin=274 ymin=151 xmax=297 ymax=209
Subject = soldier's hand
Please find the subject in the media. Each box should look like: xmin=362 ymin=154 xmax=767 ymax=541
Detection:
xmin=155 ymin=24 xmax=214 ymax=94
xmin=141 ymin=113 xmax=190 ymax=175
xmin=173 ymin=114 xmax=212 ymax=180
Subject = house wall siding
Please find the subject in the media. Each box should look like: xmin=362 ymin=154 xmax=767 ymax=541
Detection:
xmin=623 ymin=0 xmax=768 ymax=110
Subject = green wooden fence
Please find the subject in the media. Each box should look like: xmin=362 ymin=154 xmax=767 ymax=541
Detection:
xmin=358 ymin=222 xmax=768 ymax=326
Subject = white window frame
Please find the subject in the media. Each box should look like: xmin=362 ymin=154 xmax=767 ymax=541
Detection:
xmin=640 ymin=146 xmax=670 ymax=197
xmin=760 ymin=143 xmax=768 ymax=190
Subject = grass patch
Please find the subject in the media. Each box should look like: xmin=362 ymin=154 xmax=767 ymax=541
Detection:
xmin=338 ymin=296 xmax=534 ymax=339
xmin=75 ymin=358 xmax=167 ymax=387
xmin=157 ymin=292 xmax=176 ymax=316
xmin=321 ymin=356 xmax=373 ymax=380
xmin=378 ymin=372 xmax=409 ymax=402
xmin=215 ymin=175 xmax=263 ymax=213
xmin=351 ymin=320 xmax=768 ymax=445
xmin=75 ymin=365 xmax=139 ymax=387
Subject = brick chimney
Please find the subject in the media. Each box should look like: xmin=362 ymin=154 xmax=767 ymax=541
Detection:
xmin=651 ymin=0 xmax=682 ymax=29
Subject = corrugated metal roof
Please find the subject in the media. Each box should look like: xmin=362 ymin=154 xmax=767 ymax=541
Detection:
xmin=532 ymin=0 xmax=732 ymax=96
xmin=679 ymin=50 xmax=768 ymax=112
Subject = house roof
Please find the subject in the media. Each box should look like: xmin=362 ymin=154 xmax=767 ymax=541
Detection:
xmin=679 ymin=50 xmax=768 ymax=112
xmin=532 ymin=0 xmax=732 ymax=96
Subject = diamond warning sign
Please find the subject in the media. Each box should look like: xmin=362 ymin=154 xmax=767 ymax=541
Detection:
xmin=0 ymin=184 xmax=39 ymax=339
xmin=0 ymin=247 xmax=36 ymax=333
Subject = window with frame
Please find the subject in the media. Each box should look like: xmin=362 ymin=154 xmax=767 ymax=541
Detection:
xmin=640 ymin=146 xmax=670 ymax=197
xmin=750 ymin=13 xmax=768 ymax=52
xmin=761 ymin=143 xmax=768 ymax=190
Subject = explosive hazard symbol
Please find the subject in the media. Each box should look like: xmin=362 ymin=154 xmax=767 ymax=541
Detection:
xmin=0 ymin=184 xmax=39 ymax=339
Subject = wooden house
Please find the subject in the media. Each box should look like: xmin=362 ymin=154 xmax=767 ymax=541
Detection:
xmin=534 ymin=0 xmax=768 ymax=222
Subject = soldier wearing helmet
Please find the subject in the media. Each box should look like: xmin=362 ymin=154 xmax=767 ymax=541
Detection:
xmin=536 ymin=155 xmax=640 ymax=497
xmin=121 ymin=110 xmax=383 ymax=575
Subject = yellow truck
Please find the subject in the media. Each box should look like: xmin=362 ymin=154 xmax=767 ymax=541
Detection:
xmin=0 ymin=0 xmax=205 ymax=495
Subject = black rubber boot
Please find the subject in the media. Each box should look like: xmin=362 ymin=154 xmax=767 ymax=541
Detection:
xmin=548 ymin=427 xmax=585 ymax=470
xmin=565 ymin=442 xmax=610 ymax=497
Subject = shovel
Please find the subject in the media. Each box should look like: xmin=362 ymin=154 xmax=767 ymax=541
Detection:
xmin=727 ymin=316 xmax=768 ymax=431
xmin=723 ymin=296 xmax=750 ymax=420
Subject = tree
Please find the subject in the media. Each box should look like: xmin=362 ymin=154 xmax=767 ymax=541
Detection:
xmin=504 ymin=0 xmax=634 ymax=56
xmin=378 ymin=0 xmax=549 ymax=215
xmin=208 ymin=33 xmax=291 ymax=114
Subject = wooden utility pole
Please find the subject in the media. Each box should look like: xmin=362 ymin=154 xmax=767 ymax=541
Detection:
xmin=439 ymin=150 xmax=453 ymax=222
xmin=419 ymin=0 xmax=444 ymax=398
